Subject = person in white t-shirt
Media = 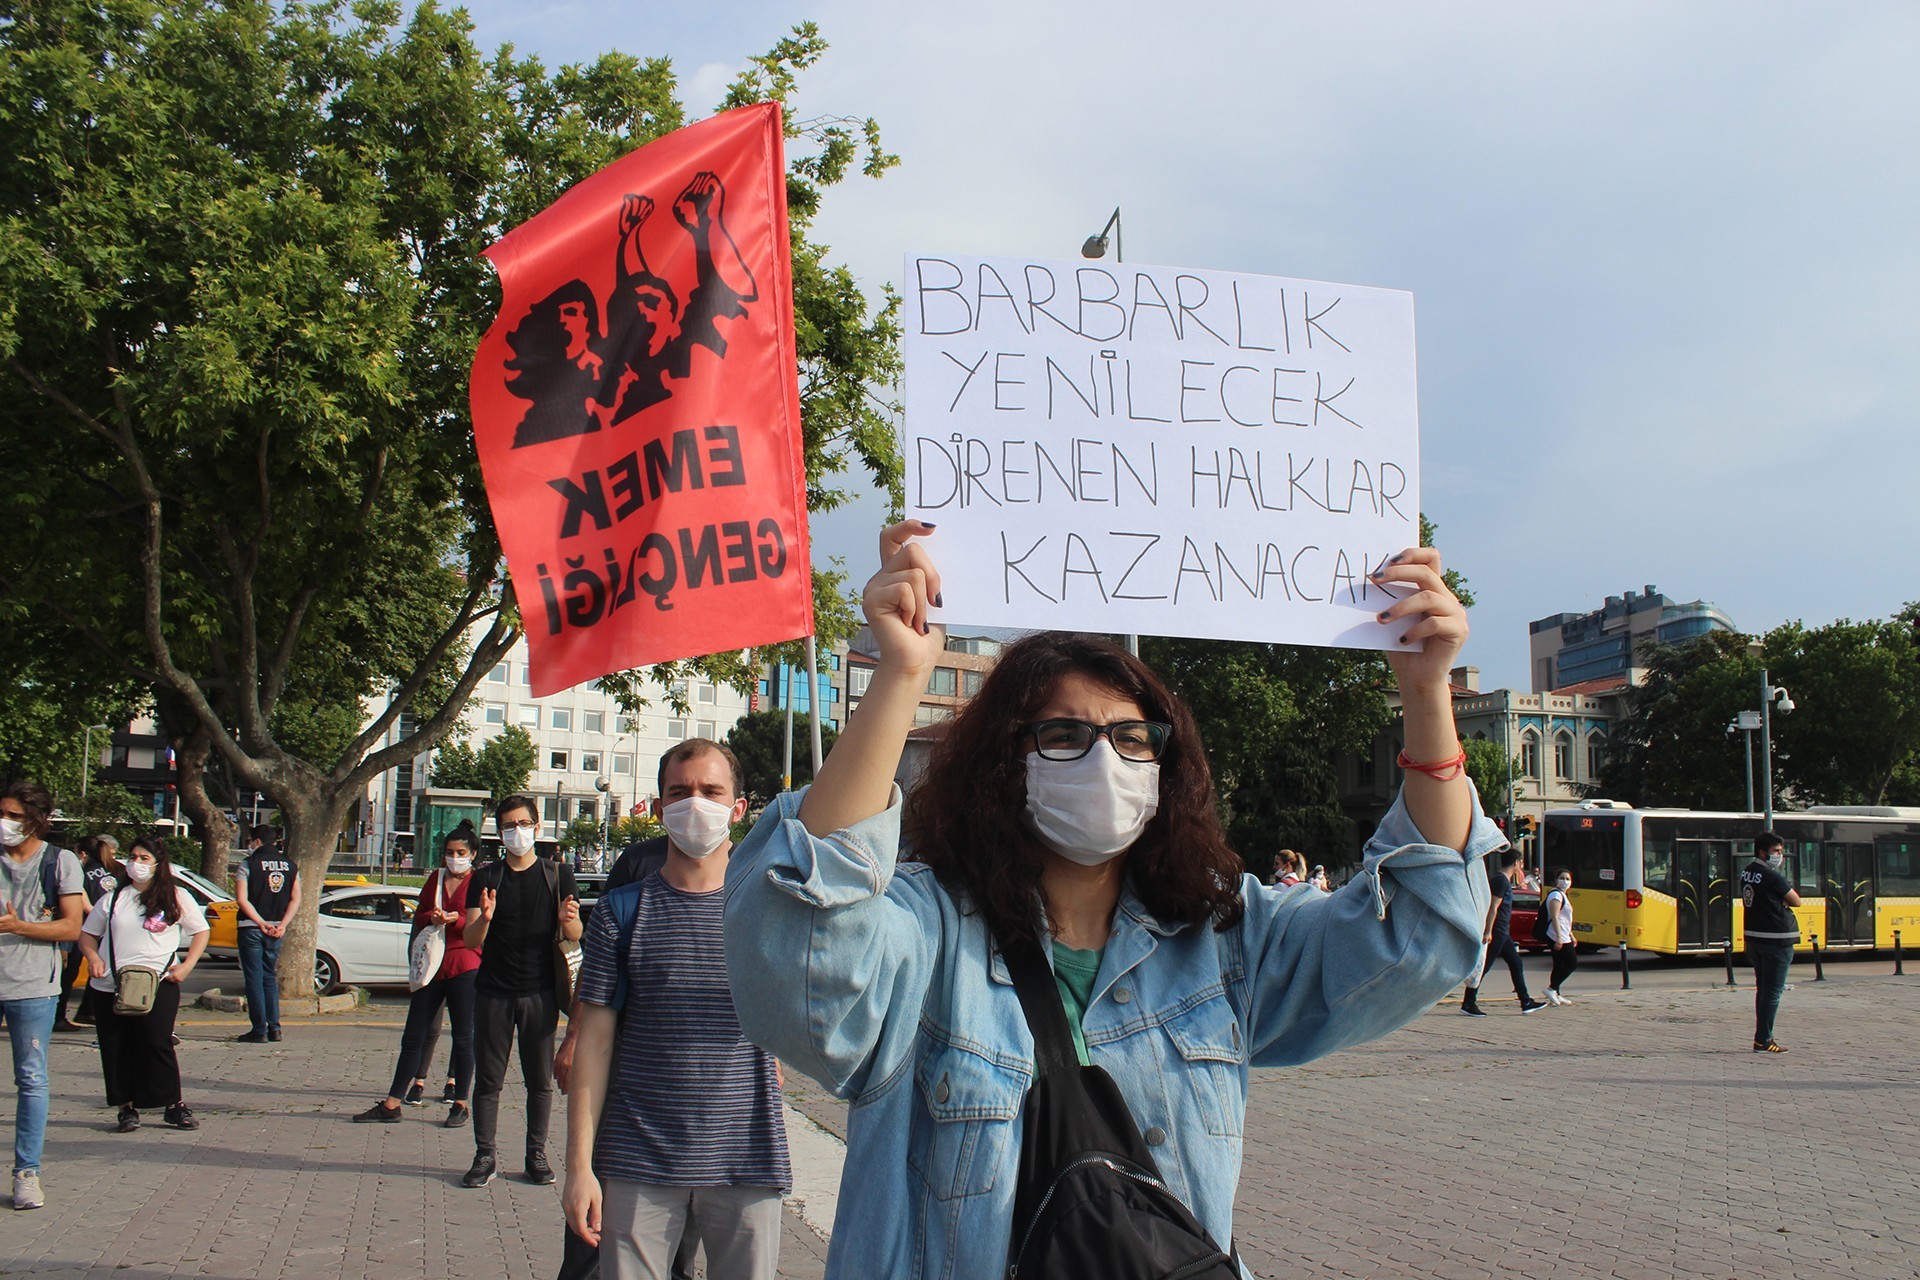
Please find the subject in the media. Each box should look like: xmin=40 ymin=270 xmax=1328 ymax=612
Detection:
xmin=77 ymin=834 xmax=209 ymax=1133
xmin=1543 ymin=869 xmax=1578 ymax=1005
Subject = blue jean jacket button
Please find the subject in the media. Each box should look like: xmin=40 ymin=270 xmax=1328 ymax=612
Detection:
xmin=935 ymin=1076 xmax=950 ymax=1104
xmin=1144 ymin=1126 xmax=1166 ymax=1145
xmin=1113 ymin=987 xmax=1132 ymax=1004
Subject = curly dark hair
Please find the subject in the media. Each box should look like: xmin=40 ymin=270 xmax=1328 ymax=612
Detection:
xmin=902 ymin=632 xmax=1245 ymax=943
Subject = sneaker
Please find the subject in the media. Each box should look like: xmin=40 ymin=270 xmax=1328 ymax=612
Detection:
xmin=462 ymin=1154 xmax=496 ymax=1188
xmin=53 ymin=1018 xmax=81 ymax=1033
xmin=115 ymin=1105 xmax=141 ymax=1133
xmin=163 ymin=1104 xmax=198 ymax=1131
xmin=1555 ymin=993 xmax=1574 ymax=1004
xmin=1544 ymin=990 xmax=1563 ymax=1006
xmin=403 ymin=1082 xmax=426 ymax=1107
xmin=233 ymin=1030 xmax=269 ymax=1044
xmin=353 ymin=1101 xmax=403 ymax=1124
xmin=444 ymin=1103 xmax=470 ymax=1129
xmin=71 ymin=1010 xmax=94 ymax=1027
xmin=1520 ymin=999 xmax=1547 ymax=1014
xmin=12 ymin=1170 xmax=45 ymax=1210
xmin=1755 ymin=1040 xmax=1788 ymax=1053
xmin=441 ymin=1081 xmax=457 ymax=1104
xmin=1461 ymin=1002 xmax=1488 ymax=1017
xmin=525 ymin=1151 xmax=555 ymax=1185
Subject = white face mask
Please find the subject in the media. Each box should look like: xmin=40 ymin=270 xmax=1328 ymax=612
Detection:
xmin=444 ymin=855 xmax=473 ymax=876
xmin=661 ymin=796 xmax=736 ymax=860
xmin=500 ymin=825 xmax=537 ymax=856
xmin=0 ymin=818 xmax=26 ymax=848
xmin=1556 ymin=878 xmax=1572 ymax=892
xmin=1766 ymin=852 xmax=1784 ymax=869
xmin=1024 ymin=741 xmax=1160 ymax=867
xmin=126 ymin=862 xmax=155 ymax=886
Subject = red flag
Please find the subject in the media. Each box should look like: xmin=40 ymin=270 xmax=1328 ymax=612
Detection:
xmin=470 ymin=103 xmax=811 ymax=696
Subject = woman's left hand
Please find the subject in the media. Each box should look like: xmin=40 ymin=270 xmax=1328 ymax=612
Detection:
xmin=1371 ymin=546 xmax=1468 ymax=695
xmin=163 ymin=962 xmax=191 ymax=984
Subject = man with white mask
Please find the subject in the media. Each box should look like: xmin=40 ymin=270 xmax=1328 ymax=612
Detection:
xmin=562 ymin=740 xmax=789 ymax=1280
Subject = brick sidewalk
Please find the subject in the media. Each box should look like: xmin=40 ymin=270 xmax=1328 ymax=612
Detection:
xmin=5 ymin=966 xmax=1917 ymax=1278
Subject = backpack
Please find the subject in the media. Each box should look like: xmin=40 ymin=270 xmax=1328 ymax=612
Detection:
xmin=998 ymin=928 xmax=1242 ymax=1280
xmin=39 ymin=847 xmax=74 ymax=957
xmin=1532 ymin=891 xmax=1555 ymax=943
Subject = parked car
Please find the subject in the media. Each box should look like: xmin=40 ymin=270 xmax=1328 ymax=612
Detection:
xmin=313 ymin=885 xmax=420 ymax=994
xmin=1511 ymin=889 xmax=1550 ymax=953
xmin=173 ymin=866 xmax=240 ymax=959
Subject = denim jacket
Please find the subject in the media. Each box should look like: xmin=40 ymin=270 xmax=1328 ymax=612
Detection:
xmin=724 ymin=785 xmax=1499 ymax=1280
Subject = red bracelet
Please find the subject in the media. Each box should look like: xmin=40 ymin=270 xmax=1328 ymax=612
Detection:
xmin=1396 ymin=748 xmax=1467 ymax=781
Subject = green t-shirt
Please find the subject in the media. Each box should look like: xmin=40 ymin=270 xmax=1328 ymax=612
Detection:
xmin=1050 ymin=940 xmax=1103 ymax=1067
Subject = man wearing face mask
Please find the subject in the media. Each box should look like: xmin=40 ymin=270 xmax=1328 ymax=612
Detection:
xmin=1741 ymin=831 xmax=1801 ymax=1053
xmin=463 ymin=795 xmax=582 ymax=1189
xmin=562 ymin=740 xmax=789 ymax=1280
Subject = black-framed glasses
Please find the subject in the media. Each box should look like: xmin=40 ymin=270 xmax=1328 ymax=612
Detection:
xmin=1022 ymin=718 xmax=1171 ymax=762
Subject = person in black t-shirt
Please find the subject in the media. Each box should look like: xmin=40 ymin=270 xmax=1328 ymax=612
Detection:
xmin=1741 ymin=830 xmax=1802 ymax=1053
xmin=57 ymin=835 xmax=122 ymax=1030
xmin=1463 ymin=847 xmax=1544 ymax=1015
xmin=234 ymin=824 xmax=301 ymax=1043
xmin=462 ymin=794 xmax=581 ymax=1189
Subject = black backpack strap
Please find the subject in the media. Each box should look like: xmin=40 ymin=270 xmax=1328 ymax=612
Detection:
xmin=998 ymin=930 xmax=1081 ymax=1080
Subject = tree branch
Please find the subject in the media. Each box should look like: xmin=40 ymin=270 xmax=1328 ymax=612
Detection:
xmin=342 ymin=614 xmax=521 ymax=795
xmin=336 ymin=574 xmax=493 ymax=769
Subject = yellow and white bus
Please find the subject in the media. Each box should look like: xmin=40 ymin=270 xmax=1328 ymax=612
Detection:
xmin=1541 ymin=803 xmax=1920 ymax=955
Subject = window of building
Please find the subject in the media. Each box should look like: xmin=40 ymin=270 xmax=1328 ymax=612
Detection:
xmin=1553 ymin=731 xmax=1574 ymax=780
xmin=849 ymin=666 xmax=873 ymax=697
xmin=583 ymin=710 xmax=605 ymax=734
xmin=523 ymin=664 xmax=533 ymax=686
xmin=483 ymin=704 xmax=506 ymax=725
xmin=962 ymin=669 xmax=984 ymax=697
xmin=1356 ymin=748 xmax=1377 ymax=787
xmin=1519 ymin=730 xmax=1540 ymax=779
xmin=517 ymin=705 xmax=539 ymax=728
xmin=913 ymin=704 xmax=953 ymax=727
xmin=1587 ymin=734 xmax=1607 ymax=779
xmin=667 ymin=721 xmax=687 ymax=740
xmin=612 ymin=753 xmax=632 ymax=776
xmin=543 ymin=796 xmax=560 ymax=821
xmin=551 ymin=751 xmax=569 ymax=770
xmin=697 ymin=683 xmax=717 ymax=704
xmin=551 ymin=708 xmax=572 ymax=731
xmin=581 ymin=753 xmax=601 ymax=773
xmin=578 ymin=799 xmax=597 ymax=822
xmin=488 ymin=662 xmax=509 ymax=683
xmin=697 ymin=720 xmax=716 ymax=739
xmin=927 ymin=667 xmax=957 ymax=697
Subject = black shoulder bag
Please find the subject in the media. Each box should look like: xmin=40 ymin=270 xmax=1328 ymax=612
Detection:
xmin=998 ymin=929 xmax=1241 ymax=1280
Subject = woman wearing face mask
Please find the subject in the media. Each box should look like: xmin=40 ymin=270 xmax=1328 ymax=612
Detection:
xmin=722 ymin=522 xmax=1499 ymax=1278
xmin=76 ymin=833 xmax=208 ymax=1133
xmin=354 ymin=822 xmax=482 ymax=1126
xmin=1543 ymin=869 xmax=1578 ymax=1004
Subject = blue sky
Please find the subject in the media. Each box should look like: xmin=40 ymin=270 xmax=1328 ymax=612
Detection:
xmin=454 ymin=0 xmax=1920 ymax=689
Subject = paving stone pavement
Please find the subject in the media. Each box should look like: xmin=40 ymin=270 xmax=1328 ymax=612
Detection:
xmin=4 ymin=962 xmax=1916 ymax=1278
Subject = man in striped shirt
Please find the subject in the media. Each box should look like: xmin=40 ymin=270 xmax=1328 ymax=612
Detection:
xmin=563 ymin=740 xmax=788 ymax=1280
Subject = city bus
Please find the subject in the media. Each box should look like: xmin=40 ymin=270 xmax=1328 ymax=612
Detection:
xmin=1541 ymin=802 xmax=1920 ymax=955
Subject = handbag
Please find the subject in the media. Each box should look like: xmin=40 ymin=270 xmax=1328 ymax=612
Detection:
xmin=102 ymin=887 xmax=162 ymax=1017
xmin=407 ymin=872 xmax=449 ymax=991
xmin=997 ymin=928 xmax=1241 ymax=1280
xmin=540 ymin=857 xmax=582 ymax=1007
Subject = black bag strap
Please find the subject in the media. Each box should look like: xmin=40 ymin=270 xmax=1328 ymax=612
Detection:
xmin=998 ymin=929 xmax=1082 ymax=1080
xmin=103 ymin=884 xmax=123 ymax=973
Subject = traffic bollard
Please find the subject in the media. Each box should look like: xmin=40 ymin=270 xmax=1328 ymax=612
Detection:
xmin=1811 ymin=933 xmax=1825 ymax=982
xmin=1896 ymin=930 xmax=1905 ymax=977
xmin=1724 ymin=941 xmax=1737 ymax=987
xmin=1619 ymin=943 xmax=1630 ymax=990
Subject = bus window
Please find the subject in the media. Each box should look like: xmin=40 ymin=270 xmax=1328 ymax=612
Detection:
xmin=1878 ymin=839 xmax=1920 ymax=896
xmin=1643 ymin=835 xmax=1673 ymax=895
xmin=1553 ymin=823 xmax=1622 ymax=889
xmin=1791 ymin=839 xmax=1822 ymax=895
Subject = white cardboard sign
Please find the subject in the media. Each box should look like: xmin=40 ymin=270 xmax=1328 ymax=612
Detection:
xmin=903 ymin=251 xmax=1421 ymax=651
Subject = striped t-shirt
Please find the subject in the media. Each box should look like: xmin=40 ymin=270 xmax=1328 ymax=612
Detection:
xmin=577 ymin=872 xmax=790 ymax=1190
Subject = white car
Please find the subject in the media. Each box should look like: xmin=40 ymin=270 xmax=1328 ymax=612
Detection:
xmin=313 ymin=885 xmax=420 ymax=994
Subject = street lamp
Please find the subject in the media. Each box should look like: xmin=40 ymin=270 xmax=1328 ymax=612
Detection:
xmin=1081 ymin=207 xmax=1137 ymax=659
xmin=595 ymin=774 xmax=612 ymax=871
xmin=1745 ymin=643 xmax=1795 ymax=828
xmin=79 ymin=723 xmax=110 ymax=798
xmin=1726 ymin=710 xmax=1760 ymax=812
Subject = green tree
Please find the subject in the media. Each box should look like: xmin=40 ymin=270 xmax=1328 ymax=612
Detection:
xmin=1462 ymin=736 xmax=1516 ymax=817
xmin=725 ymin=709 xmax=840 ymax=806
xmin=558 ymin=814 xmax=604 ymax=856
xmin=0 ymin=3 xmax=899 ymax=999
xmin=1590 ymin=631 xmax=1761 ymax=809
xmin=57 ymin=783 xmax=157 ymax=849
xmin=430 ymin=724 xmax=537 ymax=806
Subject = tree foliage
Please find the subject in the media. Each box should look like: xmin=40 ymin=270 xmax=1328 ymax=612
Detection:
xmin=1462 ymin=736 xmax=1515 ymax=817
xmin=0 ymin=1 xmax=899 ymax=996
xmin=725 ymin=708 xmax=840 ymax=806
xmin=429 ymin=724 xmax=537 ymax=805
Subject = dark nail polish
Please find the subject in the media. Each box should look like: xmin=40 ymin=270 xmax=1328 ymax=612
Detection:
xmin=1387 ymin=552 xmax=1404 ymax=565
xmin=934 ymin=592 xmax=945 ymax=608
xmin=920 ymin=521 xmax=937 ymax=529
xmin=1376 ymin=611 xmax=1391 ymax=623
xmin=1399 ymin=633 xmax=1411 ymax=645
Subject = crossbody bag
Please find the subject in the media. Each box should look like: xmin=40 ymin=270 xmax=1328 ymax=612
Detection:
xmin=101 ymin=886 xmax=163 ymax=1016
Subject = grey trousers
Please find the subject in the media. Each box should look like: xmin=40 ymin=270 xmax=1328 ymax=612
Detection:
xmin=602 ymin=1180 xmax=781 ymax=1280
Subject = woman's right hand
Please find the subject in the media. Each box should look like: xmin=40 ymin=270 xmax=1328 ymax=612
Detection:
xmin=861 ymin=520 xmax=944 ymax=673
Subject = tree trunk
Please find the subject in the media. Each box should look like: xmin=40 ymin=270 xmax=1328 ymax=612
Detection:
xmin=174 ymin=726 xmax=236 ymax=889
xmin=274 ymin=784 xmax=355 ymax=1006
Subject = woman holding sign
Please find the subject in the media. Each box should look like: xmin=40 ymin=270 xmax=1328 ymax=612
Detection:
xmin=723 ymin=520 xmax=1496 ymax=1279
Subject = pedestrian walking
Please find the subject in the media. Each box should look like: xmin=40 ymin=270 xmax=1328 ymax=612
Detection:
xmin=355 ymin=822 xmax=481 ymax=1126
xmin=1270 ymin=849 xmax=1306 ymax=886
xmin=76 ymin=833 xmax=209 ymax=1135
xmin=722 ymin=524 xmax=1496 ymax=1278
xmin=461 ymin=795 xmax=581 ymax=1189
xmin=1741 ymin=830 xmax=1801 ymax=1053
xmin=0 ymin=781 xmax=87 ymax=1210
xmin=233 ymin=824 xmax=300 ymax=1044
xmin=1544 ymin=868 xmax=1578 ymax=1004
xmin=563 ymin=740 xmax=781 ymax=1280
xmin=1463 ymin=847 xmax=1544 ymax=1015
xmin=56 ymin=835 xmax=120 ymax=1031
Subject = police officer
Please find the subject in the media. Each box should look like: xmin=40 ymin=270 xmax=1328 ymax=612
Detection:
xmin=234 ymin=824 xmax=300 ymax=1044
xmin=55 ymin=835 xmax=121 ymax=1031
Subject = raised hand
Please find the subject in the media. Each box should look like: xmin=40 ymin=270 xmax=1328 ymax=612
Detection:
xmin=862 ymin=520 xmax=945 ymax=674
xmin=479 ymin=887 xmax=498 ymax=922
xmin=672 ymin=171 xmax=723 ymax=233
xmin=558 ymin=895 xmax=580 ymax=927
xmin=619 ymin=193 xmax=654 ymax=238
xmin=1370 ymin=546 xmax=1468 ymax=696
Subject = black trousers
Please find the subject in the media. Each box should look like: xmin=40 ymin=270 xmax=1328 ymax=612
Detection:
xmin=471 ymin=988 xmax=558 ymax=1158
xmin=1478 ymin=935 xmax=1533 ymax=1002
xmin=1549 ymin=942 xmax=1579 ymax=992
xmin=387 ymin=969 xmax=477 ymax=1102
xmin=90 ymin=982 xmax=184 ymax=1109
xmin=57 ymin=949 xmax=85 ymax=1022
